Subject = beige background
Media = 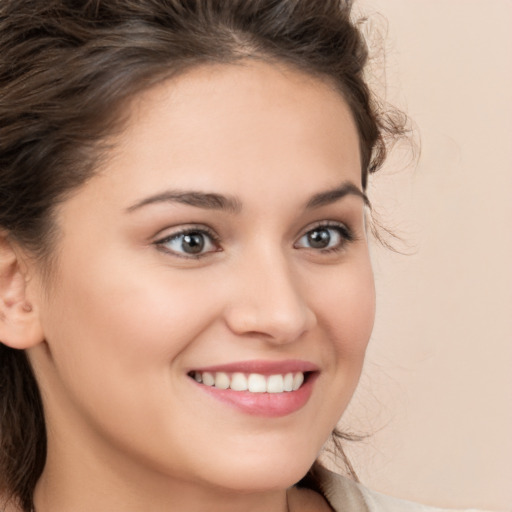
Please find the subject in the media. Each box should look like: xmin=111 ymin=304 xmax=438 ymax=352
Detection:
xmin=328 ymin=1 xmax=512 ymax=510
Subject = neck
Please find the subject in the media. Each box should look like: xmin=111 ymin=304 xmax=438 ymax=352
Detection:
xmin=34 ymin=470 xmax=291 ymax=512
xmin=34 ymin=433 xmax=292 ymax=512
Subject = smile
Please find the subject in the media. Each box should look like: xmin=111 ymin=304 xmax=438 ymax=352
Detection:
xmin=190 ymin=371 xmax=305 ymax=393
xmin=187 ymin=361 xmax=319 ymax=417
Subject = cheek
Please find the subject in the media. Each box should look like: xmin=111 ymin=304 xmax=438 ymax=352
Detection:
xmin=37 ymin=248 xmax=224 ymax=408
xmin=297 ymin=257 xmax=375 ymax=447
xmin=316 ymin=257 xmax=375 ymax=359
xmin=48 ymin=287 xmax=193 ymax=372
xmin=36 ymin=258 xmax=228 ymax=463
xmin=339 ymin=270 xmax=375 ymax=354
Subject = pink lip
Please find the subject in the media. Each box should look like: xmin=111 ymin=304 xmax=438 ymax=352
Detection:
xmin=188 ymin=359 xmax=319 ymax=418
xmin=190 ymin=359 xmax=319 ymax=375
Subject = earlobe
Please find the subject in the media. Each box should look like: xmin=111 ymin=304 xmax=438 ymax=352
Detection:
xmin=0 ymin=233 xmax=44 ymax=349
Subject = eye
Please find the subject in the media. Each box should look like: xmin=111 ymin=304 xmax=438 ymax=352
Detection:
xmin=294 ymin=223 xmax=353 ymax=252
xmin=155 ymin=228 xmax=219 ymax=258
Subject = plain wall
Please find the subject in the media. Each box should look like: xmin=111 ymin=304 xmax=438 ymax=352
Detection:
xmin=330 ymin=1 xmax=512 ymax=510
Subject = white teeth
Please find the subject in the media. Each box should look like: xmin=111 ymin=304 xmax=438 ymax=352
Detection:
xmin=248 ymin=373 xmax=267 ymax=393
xmin=214 ymin=372 xmax=230 ymax=389
xmin=230 ymin=372 xmax=248 ymax=391
xmin=283 ymin=373 xmax=294 ymax=392
xmin=267 ymin=374 xmax=284 ymax=393
xmin=192 ymin=371 xmax=306 ymax=393
xmin=202 ymin=372 xmax=215 ymax=386
xmin=292 ymin=372 xmax=304 ymax=391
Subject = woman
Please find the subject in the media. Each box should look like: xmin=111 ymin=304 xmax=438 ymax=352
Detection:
xmin=0 ymin=1 xmax=486 ymax=511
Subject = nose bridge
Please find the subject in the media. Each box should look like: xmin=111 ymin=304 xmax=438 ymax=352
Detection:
xmin=225 ymin=244 xmax=316 ymax=342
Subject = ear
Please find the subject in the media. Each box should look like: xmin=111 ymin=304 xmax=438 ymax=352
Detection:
xmin=0 ymin=233 xmax=44 ymax=349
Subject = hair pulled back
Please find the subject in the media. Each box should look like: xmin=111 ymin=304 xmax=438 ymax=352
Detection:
xmin=0 ymin=1 xmax=406 ymax=509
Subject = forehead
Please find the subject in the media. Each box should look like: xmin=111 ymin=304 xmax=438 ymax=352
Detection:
xmin=113 ymin=61 xmax=359 ymax=171
xmin=85 ymin=60 xmax=363 ymax=216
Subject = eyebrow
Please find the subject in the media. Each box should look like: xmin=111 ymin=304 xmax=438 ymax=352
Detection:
xmin=305 ymin=181 xmax=370 ymax=209
xmin=126 ymin=180 xmax=369 ymax=214
xmin=126 ymin=190 xmax=242 ymax=214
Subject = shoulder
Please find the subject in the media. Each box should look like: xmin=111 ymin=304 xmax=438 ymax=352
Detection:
xmin=311 ymin=465 xmax=493 ymax=512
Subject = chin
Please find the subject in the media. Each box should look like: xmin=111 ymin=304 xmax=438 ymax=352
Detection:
xmin=214 ymin=465 xmax=311 ymax=494
xmin=196 ymin=442 xmax=319 ymax=493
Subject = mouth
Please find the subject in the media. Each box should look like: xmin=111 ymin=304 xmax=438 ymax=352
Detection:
xmin=187 ymin=360 xmax=319 ymax=417
xmin=188 ymin=370 xmax=310 ymax=393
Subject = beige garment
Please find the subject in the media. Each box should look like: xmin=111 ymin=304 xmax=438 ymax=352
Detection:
xmin=313 ymin=465 xmax=495 ymax=512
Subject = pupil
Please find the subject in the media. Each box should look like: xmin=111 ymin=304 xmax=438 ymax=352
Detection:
xmin=182 ymin=232 xmax=204 ymax=253
xmin=308 ymin=229 xmax=330 ymax=248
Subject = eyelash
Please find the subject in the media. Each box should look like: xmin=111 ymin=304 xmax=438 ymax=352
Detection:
xmin=154 ymin=225 xmax=222 ymax=260
xmin=154 ymin=221 xmax=355 ymax=259
xmin=294 ymin=221 xmax=355 ymax=254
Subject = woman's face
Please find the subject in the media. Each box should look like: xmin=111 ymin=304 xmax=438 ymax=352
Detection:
xmin=29 ymin=62 xmax=375 ymax=493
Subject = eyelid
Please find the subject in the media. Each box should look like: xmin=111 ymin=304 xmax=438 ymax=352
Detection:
xmin=297 ymin=220 xmax=354 ymax=240
xmin=293 ymin=220 xmax=355 ymax=251
xmin=153 ymin=223 xmax=219 ymax=241
xmin=153 ymin=224 xmax=221 ymax=259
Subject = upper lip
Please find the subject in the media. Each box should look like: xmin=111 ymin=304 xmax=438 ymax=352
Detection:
xmin=189 ymin=359 xmax=319 ymax=375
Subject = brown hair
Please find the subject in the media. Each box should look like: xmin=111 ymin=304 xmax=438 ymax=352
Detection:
xmin=0 ymin=0 xmax=406 ymax=510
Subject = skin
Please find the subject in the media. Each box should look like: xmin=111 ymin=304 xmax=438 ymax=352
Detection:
xmin=15 ymin=61 xmax=375 ymax=511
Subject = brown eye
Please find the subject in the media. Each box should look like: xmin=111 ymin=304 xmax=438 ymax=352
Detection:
xmin=181 ymin=232 xmax=205 ymax=254
xmin=307 ymin=228 xmax=332 ymax=249
xmin=156 ymin=228 xmax=219 ymax=257
xmin=295 ymin=223 xmax=353 ymax=252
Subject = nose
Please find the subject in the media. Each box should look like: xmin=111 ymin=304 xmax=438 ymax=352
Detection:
xmin=223 ymin=250 xmax=317 ymax=344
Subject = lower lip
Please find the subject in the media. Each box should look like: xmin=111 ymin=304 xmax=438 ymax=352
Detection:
xmin=191 ymin=373 xmax=318 ymax=418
